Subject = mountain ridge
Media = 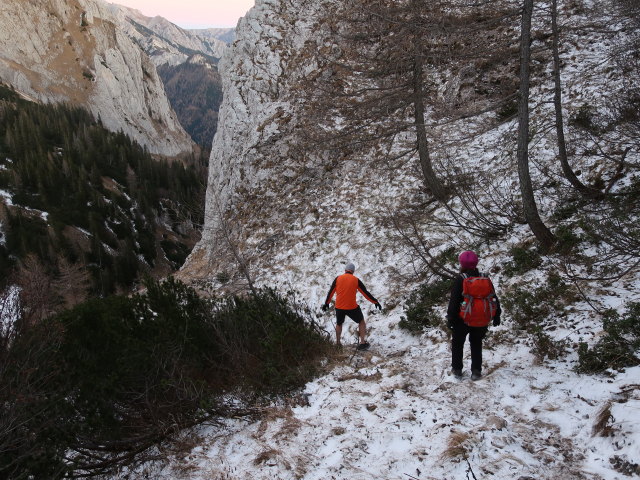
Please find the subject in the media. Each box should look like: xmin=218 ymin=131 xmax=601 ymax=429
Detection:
xmin=0 ymin=0 xmax=195 ymax=156
xmin=107 ymin=3 xmax=233 ymax=67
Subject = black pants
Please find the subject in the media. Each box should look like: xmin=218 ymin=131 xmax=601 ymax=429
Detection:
xmin=451 ymin=323 xmax=488 ymax=372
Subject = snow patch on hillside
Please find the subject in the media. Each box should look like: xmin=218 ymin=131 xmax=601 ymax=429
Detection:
xmin=168 ymin=0 xmax=640 ymax=478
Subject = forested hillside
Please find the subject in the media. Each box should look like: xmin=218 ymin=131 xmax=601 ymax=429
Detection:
xmin=157 ymin=60 xmax=223 ymax=148
xmin=0 ymin=83 xmax=206 ymax=307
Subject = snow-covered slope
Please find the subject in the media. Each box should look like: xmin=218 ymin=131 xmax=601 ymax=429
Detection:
xmin=129 ymin=321 xmax=640 ymax=479
xmin=0 ymin=0 xmax=194 ymax=156
xmin=170 ymin=0 xmax=640 ymax=478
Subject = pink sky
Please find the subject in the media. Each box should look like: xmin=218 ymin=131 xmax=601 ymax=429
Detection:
xmin=112 ymin=0 xmax=255 ymax=28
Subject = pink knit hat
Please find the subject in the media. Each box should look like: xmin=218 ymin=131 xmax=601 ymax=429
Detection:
xmin=458 ymin=250 xmax=479 ymax=269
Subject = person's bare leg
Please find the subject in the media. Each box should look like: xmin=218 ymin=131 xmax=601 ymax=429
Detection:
xmin=335 ymin=324 xmax=342 ymax=345
xmin=358 ymin=320 xmax=366 ymax=344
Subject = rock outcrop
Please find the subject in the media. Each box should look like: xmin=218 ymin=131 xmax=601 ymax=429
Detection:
xmin=0 ymin=0 xmax=194 ymax=156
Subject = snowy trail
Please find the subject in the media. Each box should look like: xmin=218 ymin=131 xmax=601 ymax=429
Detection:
xmin=135 ymin=310 xmax=640 ymax=480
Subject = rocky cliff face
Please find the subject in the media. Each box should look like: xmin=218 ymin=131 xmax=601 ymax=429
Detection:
xmin=180 ymin=0 xmax=403 ymax=291
xmin=0 ymin=0 xmax=194 ymax=156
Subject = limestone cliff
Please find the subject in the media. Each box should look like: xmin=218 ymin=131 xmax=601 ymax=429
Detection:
xmin=180 ymin=0 xmax=401 ymax=290
xmin=0 ymin=0 xmax=194 ymax=156
xmin=107 ymin=4 xmax=232 ymax=67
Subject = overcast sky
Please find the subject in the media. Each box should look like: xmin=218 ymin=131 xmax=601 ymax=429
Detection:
xmin=111 ymin=0 xmax=254 ymax=28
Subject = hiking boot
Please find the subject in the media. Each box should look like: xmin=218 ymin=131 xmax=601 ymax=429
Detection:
xmin=471 ymin=370 xmax=482 ymax=381
xmin=451 ymin=368 xmax=463 ymax=378
xmin=357 ymin=342 xmax=370 ymax=351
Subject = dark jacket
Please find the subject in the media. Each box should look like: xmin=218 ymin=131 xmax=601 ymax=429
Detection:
xmin=446 ymin=268 xmax=501 ymax=324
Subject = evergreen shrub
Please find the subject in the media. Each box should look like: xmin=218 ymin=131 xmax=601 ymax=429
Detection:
xmin=502 ymin=273 xmax=577 ymax=362
xmin=501 ymin=272 xmax=575 ymax=333
xmin=0 ymin=279 xmax=332 ymax=478
xmin=554 ymin=224 xmax=582 ymax=255
xmin=503 ymin=245 xmax=542 ymax=276
xmin=400 ymin=278 xmax=451 ymax=334
xmin=577 ymin=302 xmax=640 ymax=373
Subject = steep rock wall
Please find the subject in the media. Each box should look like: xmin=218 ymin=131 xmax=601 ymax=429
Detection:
xmin=0 ymin=0 xmax=193 ymax=156
xmin=181 ymin=0 xmax=412 ymax=299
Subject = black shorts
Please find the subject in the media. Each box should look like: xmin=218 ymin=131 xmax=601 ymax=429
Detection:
xmin=335 ymin=306 xmax=364 ymax=325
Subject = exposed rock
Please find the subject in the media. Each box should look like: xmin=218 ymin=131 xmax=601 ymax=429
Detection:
xmin=0 ymin=0 xmax=194 ymax=156
xmin=107 ymin=3 xmax=232 ymax=67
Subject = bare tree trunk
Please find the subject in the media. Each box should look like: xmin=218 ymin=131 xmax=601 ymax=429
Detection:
xmin=210 ymin=193 xmax=258 ymax=297
xmin=517 ymin=0 xmax=556 ymax=250
xmin=412 ymin=50 xmax=447 ymax=201
xmin=551 ymin=0 xmax=599 ymax=196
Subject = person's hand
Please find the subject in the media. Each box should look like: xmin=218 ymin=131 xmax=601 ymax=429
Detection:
xmin=321 ymin=304 xmax=329 ymax=312
xmin=446 ymin=318 xmax=455 ymax=330
xmin=375 ymin=302 xmax=382 ymax=311
xmin=493 ymin=317 xmax=501 ymax=327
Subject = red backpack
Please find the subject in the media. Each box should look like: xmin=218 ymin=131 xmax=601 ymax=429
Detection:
xmin=459 ymin=273 xmax=497 ymax=327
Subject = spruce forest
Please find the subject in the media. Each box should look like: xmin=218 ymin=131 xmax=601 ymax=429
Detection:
xmin=0 ymin=83 xmax=206 ymax=305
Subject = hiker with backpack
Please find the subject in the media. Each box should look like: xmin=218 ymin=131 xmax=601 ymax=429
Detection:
xmin=322 ymin=262 xmax=381 ymax=350
xmin=446 ymin=250 xmax=501 ymax=380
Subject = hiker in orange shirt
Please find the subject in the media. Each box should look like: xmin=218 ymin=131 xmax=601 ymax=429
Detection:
xmin=322 ymin=262 xmax=381 ymax=350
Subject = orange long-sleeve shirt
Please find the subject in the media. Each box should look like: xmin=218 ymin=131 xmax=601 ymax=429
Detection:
xmin=324 ymin=272 xmax=378 ymax=310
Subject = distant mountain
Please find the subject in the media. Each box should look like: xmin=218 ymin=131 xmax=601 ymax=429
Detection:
xmin=0 ymin=0 xmax=194 ymax=157
xmin=189 ymin=28 xmax=236 ymax=45
xmin=107 ymin=3 xmax=231 ymax=149
xmin=107 ymin=3 xmax=233 ymax=66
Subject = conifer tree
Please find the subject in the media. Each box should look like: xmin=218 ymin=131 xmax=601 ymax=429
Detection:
xmin=516 ymin=0 xmax=556 ymax=249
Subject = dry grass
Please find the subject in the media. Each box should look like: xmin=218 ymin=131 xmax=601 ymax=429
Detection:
xmin=441 ymin=430 xmax=472 ymax=460
xmin=592 ymin=402 xmax=614 ymax=437
xmin=337 ymin=370 xmax=383 ymax=382
xmin=253 ymin=447 xmax=281 ymax=466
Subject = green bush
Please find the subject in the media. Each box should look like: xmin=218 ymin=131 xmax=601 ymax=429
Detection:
xmin=501 ymin=272 xmax=577 ymax=332
xmin=503 ymin=245 xmax=542 ymax=276
xmin=0 ymin=279 xmax=332 ymax=478
xmin=530 ymin=326 xmax=568 ymax=362
xmin=576 ymin=302 xmax=640 ymax=374
xmin=554 ymin=224 xmax=582 ymax=255
xmin=210 ymin=288 xmax=331 ymax=394
xmin=400 ymin=278 xmax=451 ymax=334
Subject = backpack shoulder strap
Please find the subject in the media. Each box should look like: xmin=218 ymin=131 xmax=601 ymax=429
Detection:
xmin=479 ymin=272 xmax=496 ymax=293
xmin=460 ymin=273 xmax=470 ymax=295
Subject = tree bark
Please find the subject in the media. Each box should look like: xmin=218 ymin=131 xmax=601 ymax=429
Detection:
xmin=517 ymin=0 xmax=556 ymax=250
xmin=411 ymin=30 xmax=447 ymax=201
xmin=551 ymin=0 xmax=598 ymax=196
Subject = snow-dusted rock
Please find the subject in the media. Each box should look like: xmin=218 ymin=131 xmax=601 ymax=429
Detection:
xmin=106 ymin=3 xmax=232 ymax=67
xmin=0 ymin=0 xmax=194 ymax=156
